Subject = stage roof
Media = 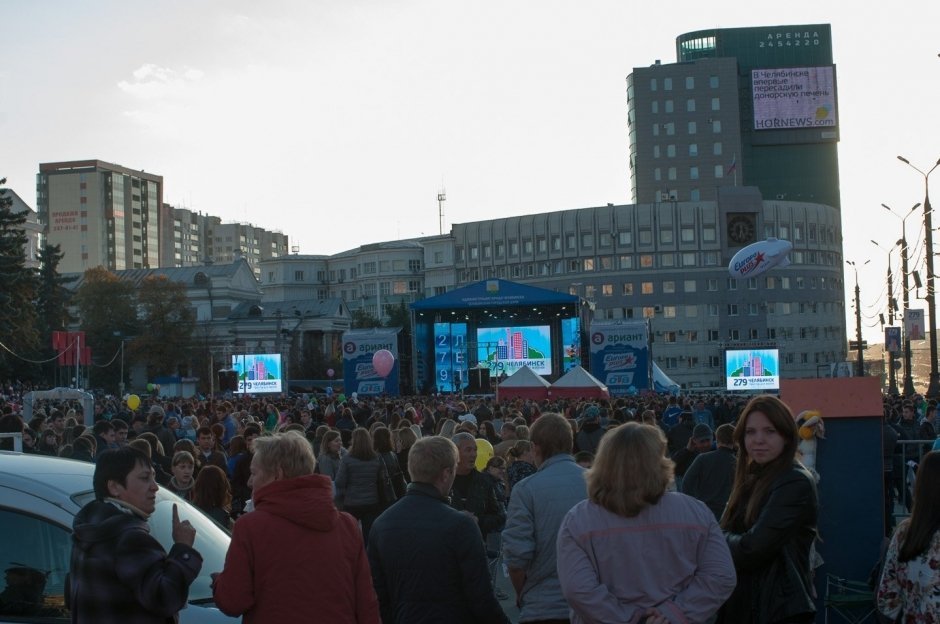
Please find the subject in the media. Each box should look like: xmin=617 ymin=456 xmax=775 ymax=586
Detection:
xmin=411 ymin=279 xmax=579 ymax=311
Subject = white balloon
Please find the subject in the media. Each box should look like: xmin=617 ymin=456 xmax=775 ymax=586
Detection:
xmin=728 ymin=237 xmax=793 ymax=279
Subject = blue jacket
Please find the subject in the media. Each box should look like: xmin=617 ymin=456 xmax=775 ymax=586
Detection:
xmin=502 ymin=454 xmax=587 ymax=622
xmin=367 ymin=482 xmax=509 ymax=624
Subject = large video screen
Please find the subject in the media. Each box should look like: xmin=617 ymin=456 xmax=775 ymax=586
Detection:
xmin=232 ymin=353 xmax=282 ymax=394
xmin=725 ymin=349 xmax=779 ymax=391
xmin=752 ymin=66 xmax=836 ymax=131
xmin=477 ymin=325 xmax=552 ymax=376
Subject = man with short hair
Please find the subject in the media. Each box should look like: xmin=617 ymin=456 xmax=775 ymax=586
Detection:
xmin=368 ymin=437 xmax=510 ymax=623
xmin=196 ymin=426 xmax=227 ymax=471
xmin=92 ymin=420 xmax=117 ymax=460
xmin=111 ymin=419 xmax=129 ymax=446
xmin=575 ymin=406 xmax=604 ymax=455
xmin=493 ymin=422 xmax=518 ymax=458
xmin=449 ymin=432 xmax=505 ymax=541
xmin=682 ymin=423 xmax=737 ymax=521
xmin=672 ymin=423 xmax=713 ymax=491
xmin=502 ymin=413 xmax=587 ymax=622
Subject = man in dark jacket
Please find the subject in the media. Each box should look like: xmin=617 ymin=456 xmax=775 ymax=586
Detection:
xmin=449 ymin=432 xmax=505 ymax=540
xmin=682 ymin=423 xmax=736 ymax=521
xmin=368 ymin=436 xmax=510 ymax=623
xmin=68 ymin=446 xmax=201 ymax=623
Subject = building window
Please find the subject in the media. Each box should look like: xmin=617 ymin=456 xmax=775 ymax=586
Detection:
xmin=602 ymin=284 xmax=613 ymax=296
xmin=690 ymin=166 xmax=699 ymax=180
xmin=684 ymin=279 xmax=696 ymax=292
xmin=682 ymin=252 xmax=696 ymax=266
xmin=714 ymin=165 xmax=724 ymax=178
xmin=708 ymin=329 xmax=720 ymax=341
xmin=640 ymin=254 xmax=654 ymax=268
xmin=686 ymin=306 xmax=698 ymax=318
xmin=663 ymin=306 xmax=677 ymax=319
xmin=551 ymin=235 xmax=561 ymax=251
xmin=685 ymin=76 xmax=694 ymax=89
xmin=623 ymin=283 xmax=634 ymax=296
xmin=668 ymin=167 xmax=677 ymax=180
xmin=583 ymin=258 xmax=595 ymax=271
xmin=665 ymin=99 xmax=674 ymax=113
xmin=470 ymin=245 xmax=479 ymax=260
xmin=660 ymin=229 xmax=674 ymax=244
xmin=618 ymin=231 xmax=632 ymax=245
xmin=688 ymin=121 xmax=697 ymax=134
xmin=639 ymin=230 xmax=653 ymax=245
xmin=707 ymin=278 xmax=718 ymax=291
xmin=729 ymin=329 xmax=740 ymax=340
xmin=727 ymin=277 xmax=737 ymax=290
xmin=619 ymin=255 xmax=633 ymax=269
xmin=482 ymin=243 xmax=491 ymax=259
xmin=653 ymin=145 xmax=661 ymax=158
xmin=495 ymin=241 xmax=504 ymax=258
xmin=665 ymin=122 xmax=675 ymax=135
xmin=663 ymin=280 xmax=676 ymax=293
xmin=728 ymin=304 xmax=739 ymax=316
xmin=650 ymin=78 xmax=657 ymax=91
xmin=687 ymin=98 xmax=696 ymax=112
xmin=690 ymin=189 xmax=700 ymax=201
xmin=712 ymin=120 xmax=722 ymax=133
xmin=689 ymin=143 xmax=698 ymax=157
xmin=599 ymin=232 xmax=611 ymax=247
xmin=642 ymin=282 xmax=654 ymax=294
xmin=711 ymin=97 xmax=720 ymax=111
xmin=660 ymin=254 xmax=675 ymax=267
xmin=681 ymin=227 xmax=695 ymax=242
xmin=664 ymin=331 xmax=677 ymax=343
xmin=709 ymin=75 xmax=719 ymax=88
xmin=581 ymin=233 xmax=594 ymax=247
xmin=708 ymin=304 xmax=719 ymax=316
xmin=667 ymin=144 xmax=676 ymax=157
xmin=523 ymin=239 xmax=533 ymax=254
xmin=566 ymin=234 xmax=576 ymax=249
xmin=713 ymin=142 xmax=722 ymax=156
xmin=654 ymin=168 xmax=662 ymax=181
xmin=510 ymin=240 xmax=519 ymax=256
xmin=653 ymin=124 xmax=660 ymax=136
xmin=664 ymin=77 xmax=673 ymax=91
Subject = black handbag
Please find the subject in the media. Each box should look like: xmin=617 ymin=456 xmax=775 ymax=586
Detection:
xmin=377 ymin=455 xmax=398 ymax=508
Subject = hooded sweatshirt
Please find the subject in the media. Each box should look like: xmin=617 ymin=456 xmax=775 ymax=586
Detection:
xmin=68 ymin=499 xmax=202 ymax=624
xmin=212 ymin=474 xmax=380 ymax=623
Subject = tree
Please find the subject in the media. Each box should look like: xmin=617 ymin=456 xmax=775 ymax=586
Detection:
xmin=129 ymin=275 xmax=196 ymax=380
xmin=385 ymin=301 xmax=414 ymax=394
xmin=0 ymin=180 xmax=40 ymax=381
xmin=74 ymin=266 xmax=138 ymax=391
xmin=35 ymin=244 xmax=76 ymax=384
xmin=351 ymin=307 xmax=381 ymax=328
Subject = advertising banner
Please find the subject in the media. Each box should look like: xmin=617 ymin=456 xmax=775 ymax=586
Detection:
xmin=725 ymin=348 xmax=780 ymax=391
xmin=885 ymin=326 xmax=901 ymax=355
xmin=752 ymin=66 xmax=837 ymax=131
xmin=342 ymin=329 xmax=400 ymax=396
xmin=905 ymin=309 xmax=925 ymax=341
xmin=588 ymin=321 xmax=650 ymax=395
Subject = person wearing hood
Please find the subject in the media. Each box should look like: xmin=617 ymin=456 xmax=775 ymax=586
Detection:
xmin=67 ymin=446 xmax=202 ymax=623
xmin=575 ymin=405 xmax=605 ymax=455
xmin=212 ymin=430 xmax=379 ymax=623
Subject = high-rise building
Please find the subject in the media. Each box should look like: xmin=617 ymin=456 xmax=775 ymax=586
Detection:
xmin=628 ymin=24 xmax=839 ymax=207
xmin=37 ymin=160 xmax=163 ymax=273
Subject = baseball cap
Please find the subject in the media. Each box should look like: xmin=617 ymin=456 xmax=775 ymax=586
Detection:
xmin=692 ymin=423 xmax=713 ymax=441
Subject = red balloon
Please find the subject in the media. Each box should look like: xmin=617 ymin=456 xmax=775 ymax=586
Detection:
xmin=372 ymin=349 xmax=395 ymax=378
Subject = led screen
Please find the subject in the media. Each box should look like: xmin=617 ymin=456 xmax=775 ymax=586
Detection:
xmin=232 ymin=353 xmax=282 ymax=393
xmin=477 ymin=325 xmax=552 ymax=376
xmin=725 ymin=349 xmax=780 ymax=391
xmin=752 ymin=66 xmax=836 ymax=131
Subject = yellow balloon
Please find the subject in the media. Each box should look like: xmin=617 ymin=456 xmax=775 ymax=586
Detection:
xmin=127 ymin=394 xmax=141 ymax=410
xmin=475 ymin=438 xmax=494 ymax=471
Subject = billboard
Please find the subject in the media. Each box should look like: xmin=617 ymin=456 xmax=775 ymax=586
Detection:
xmin=725 ymin=348 xmax=780 ymax=391
xmin=561 ymin=317 xmax=581 ymax=373
xmin=588 ymin=321 xmax=650 ymax=396
xmin=476 ymin=325 xmax=552 ymax=377
xmin=752 ymin=66 xmax=836 ymax=131
xmin=434 ymin=322 xmax=468 ymax=393
xmin=342 ymin=329 xmax=400 ymax=396
xmin=231 ymin=354 xmax=282 ymax=394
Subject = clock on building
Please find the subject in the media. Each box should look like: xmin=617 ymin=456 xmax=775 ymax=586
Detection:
xmin=727 ymin=214 xmax=756 ymax=245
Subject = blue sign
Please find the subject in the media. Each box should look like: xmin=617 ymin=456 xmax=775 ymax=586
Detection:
xmin=588 ymin=321 xmax=650 ymax=396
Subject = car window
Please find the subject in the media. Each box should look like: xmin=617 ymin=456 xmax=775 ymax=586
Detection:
xmin=0 ymin=508 xmax=70 ymax=621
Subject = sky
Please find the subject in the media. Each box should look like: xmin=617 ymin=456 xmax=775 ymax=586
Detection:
xmin=1 ymin=0 xmax=939 ymax=345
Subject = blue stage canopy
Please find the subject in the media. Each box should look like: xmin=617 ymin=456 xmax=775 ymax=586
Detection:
xmin=411 ymin=279 xmax=579 ymax=311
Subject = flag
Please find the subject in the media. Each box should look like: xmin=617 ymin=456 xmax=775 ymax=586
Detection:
xmin=726 ymin=154 xmax=737 ymax=175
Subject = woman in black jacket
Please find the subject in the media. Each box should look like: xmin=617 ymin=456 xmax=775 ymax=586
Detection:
xmin=718 ymin=394 xmax=818 ymax=624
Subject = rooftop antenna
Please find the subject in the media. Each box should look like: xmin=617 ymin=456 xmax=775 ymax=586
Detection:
xmin=437 ymin=183 xmax=447 ymax=235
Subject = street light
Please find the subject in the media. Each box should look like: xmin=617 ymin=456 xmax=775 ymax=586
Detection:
xmin=871 ymin=239 xmax=898 ymax=394
xmin=897 ymin=155 xmax=940 ymax=397
xmin=846 ymin=260 xmax=870 ymax=377
xmin=883 ymin=202 xmax=922 ymax=395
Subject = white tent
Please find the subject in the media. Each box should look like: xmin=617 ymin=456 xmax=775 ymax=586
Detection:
xmin=551 ymin=366 xmax=609 ymax=398
xmin=652 ymin=362 xmax=681 ymax=394
xmin=497 ymin=365 xmax=551 ymax=400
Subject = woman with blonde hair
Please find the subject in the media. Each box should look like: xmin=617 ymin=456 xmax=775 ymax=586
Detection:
xmin=212 ymin=431 xmax=379 ymax=622
xmin=718 ymin=395 xmax=818 ymax=624
xmin=557 ymin=423 xmax=735 ymax=623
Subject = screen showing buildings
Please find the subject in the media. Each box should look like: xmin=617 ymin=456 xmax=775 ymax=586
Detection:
xmin=232 ymin=353 xmax=282 ymax=393
xmin=725 ymin=349 xmax=780 ymax=391
xmin=477 ymin=325 xmax=552 ymax=376
xmin=752 ymin=66 xmax=836 ymax=131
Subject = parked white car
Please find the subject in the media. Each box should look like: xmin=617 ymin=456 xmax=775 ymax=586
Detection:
xmin=0 ymin=452 xmax=236 ymax=623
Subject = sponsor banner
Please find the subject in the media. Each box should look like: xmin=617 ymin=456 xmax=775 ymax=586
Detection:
xmin=885 ymin=326 xmax=901 ymax=355
xmin=589 ymin=322 xmax=650 ymax=395
xmin=905 ymin=310 xmax=925 ymax=341
xmin=342 ymin=329 xmax=400 ymax=396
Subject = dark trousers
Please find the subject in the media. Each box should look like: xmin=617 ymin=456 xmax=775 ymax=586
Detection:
xmin=345 ymin=504 xmax=381 ymax=542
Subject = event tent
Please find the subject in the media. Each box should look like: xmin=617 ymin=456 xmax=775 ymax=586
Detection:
xmin=497 ymin=365 xmax=551 ymax=400
xmin=652 ymin=362 xmax=681 ymax=394
xmin=550 ymin=366 xmax=610 ymax=399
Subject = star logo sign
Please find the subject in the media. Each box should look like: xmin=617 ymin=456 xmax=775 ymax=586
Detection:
xmin=753 ymin=251 xmax=765 ymax=267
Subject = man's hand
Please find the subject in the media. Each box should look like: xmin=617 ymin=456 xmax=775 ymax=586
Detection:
xmin=172 ymin=503 xmax=197 ymax=547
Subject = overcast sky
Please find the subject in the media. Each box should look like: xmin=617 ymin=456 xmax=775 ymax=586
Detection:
xmin=1 ymin=0 xmax=939 ymax=343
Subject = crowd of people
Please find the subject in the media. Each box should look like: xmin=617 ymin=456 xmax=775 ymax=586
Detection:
xmin=1 ymin=385 xmax=939 ymax=622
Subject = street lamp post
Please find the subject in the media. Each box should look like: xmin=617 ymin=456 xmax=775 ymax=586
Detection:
xmin=846 ymin=260 xmax=870 ymax=377
xmin=884 ymin=202 xmax=921 ymax=395
xmin=898 ymin=155 xmax=940 ymax=397
xmin=871 ymin=239 xmax=898 ymax=394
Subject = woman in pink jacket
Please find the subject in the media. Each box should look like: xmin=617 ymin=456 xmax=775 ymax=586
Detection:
xmin=557 ymin=422 xmax=736 ymax=623
xmin=212 ymin=431 xmax=379 ymax=623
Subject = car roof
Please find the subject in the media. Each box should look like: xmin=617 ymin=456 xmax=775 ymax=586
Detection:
xmin=0 ymin=451 xmax=95 ymax=504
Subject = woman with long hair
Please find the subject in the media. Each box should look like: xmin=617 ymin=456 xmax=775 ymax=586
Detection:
xmin=557 ymin=422 xmax=735 ymax=622
xmin=718 ymin=395 xmax=818 ymax=624
xmin=878 ymin=451 xmax=940 ymax=622
xmin=334 ymin=427 xmax=382 ymax=541
xmin=396 ymin=426 xmax=419 ymax=482
xmin=191 ymin=464 xmax=233 ymax=531
xmin=373 ymin=426 xmax=407 ymax=501
xmin=506 ymin=439 xmax=537 ymax=492
xmin=316 ymin=429 xmax=346 ymax=481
